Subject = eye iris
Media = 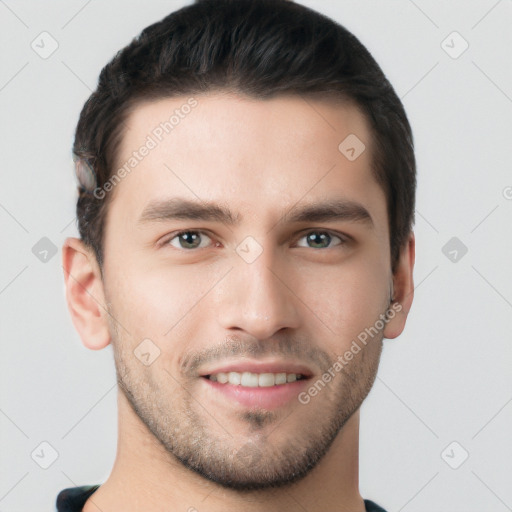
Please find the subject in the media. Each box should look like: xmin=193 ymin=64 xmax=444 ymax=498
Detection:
xmin=307 ymin=232 xmax=330 ymax=248
xmin=180 ymin=232 xmax=201 ymax=249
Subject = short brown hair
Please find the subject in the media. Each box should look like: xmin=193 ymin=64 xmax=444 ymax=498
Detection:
xmin=73 ymin=0 xmax=416 ymax=274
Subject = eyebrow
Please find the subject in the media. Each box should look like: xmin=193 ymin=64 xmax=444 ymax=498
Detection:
xmin=137 ymin=197 xmax=374 ymax=228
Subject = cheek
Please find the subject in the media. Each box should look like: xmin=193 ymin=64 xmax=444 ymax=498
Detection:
xmin=295 ymin=248 xmax=389 ymax=342
xmin=108 ymin=260 xmax=219 ymax=340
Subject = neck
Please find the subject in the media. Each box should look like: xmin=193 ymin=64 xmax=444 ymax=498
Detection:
xmin=83 ymin=390 xmax=366 ymax=512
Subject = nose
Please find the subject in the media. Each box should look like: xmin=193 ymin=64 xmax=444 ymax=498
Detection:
xmin=215 ymin=246 xmax=302 ymax=340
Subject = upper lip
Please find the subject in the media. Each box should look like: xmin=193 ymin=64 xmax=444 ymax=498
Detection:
xmin=199 ymin=360 xmax=314 ymax=378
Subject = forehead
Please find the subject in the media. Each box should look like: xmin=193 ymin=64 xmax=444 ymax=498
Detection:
xmin=108 ymin=92 xmax=386 ymax=233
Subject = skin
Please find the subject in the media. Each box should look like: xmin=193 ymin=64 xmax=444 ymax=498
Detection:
xmin=63 ymin=91 xmax=415 ymax=512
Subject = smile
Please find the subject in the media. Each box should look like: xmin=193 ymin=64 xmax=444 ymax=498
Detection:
xmin=206 ymin=371 xmax=306 ymax=387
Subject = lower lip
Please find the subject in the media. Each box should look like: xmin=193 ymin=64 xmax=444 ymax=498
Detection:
xmin=202 ymin=377 xmax=310 ymax=410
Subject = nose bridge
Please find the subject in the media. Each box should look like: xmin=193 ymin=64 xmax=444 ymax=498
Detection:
xmin=216 ymin=242 xmax=301 ymax=338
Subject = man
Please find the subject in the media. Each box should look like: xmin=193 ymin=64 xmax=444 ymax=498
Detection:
xmin=59 ymin=0 xmax=416 ymax=510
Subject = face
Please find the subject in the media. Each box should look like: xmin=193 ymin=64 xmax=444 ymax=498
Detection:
xmin=100 ymin=92 xmax=396 ymax=490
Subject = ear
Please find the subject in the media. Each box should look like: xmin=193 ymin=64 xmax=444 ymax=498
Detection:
xmin=383 ymin=231 xmax=415 ymax=340
xmin=62 ymin=237 xmax=111 ymax=350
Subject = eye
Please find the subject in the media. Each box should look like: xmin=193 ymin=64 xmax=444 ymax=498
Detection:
xmin=161 ymin=229 xmax=347 ymax=251
xmin=295 ymin=230 xmax=345 ymax=249
xmin=166 ymin=230 xmax=214 ymax=250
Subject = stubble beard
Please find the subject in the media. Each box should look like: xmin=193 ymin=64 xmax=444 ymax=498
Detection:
xmin=109 ymin=317 xmax=384 ymax=491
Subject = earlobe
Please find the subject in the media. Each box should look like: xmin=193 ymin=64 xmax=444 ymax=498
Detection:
xmin=383 ymin=232 xmax=415 ymax=340
xmin=62 ymin=237 xmax=111 ymax=350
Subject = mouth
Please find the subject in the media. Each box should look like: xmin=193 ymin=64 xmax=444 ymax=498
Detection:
xmin=199 ymin=362 xmax=313 ymax=410
xmin=203 ymin=371 xmax=308 ymax=387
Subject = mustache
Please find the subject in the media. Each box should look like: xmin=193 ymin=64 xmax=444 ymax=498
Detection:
xmin=180 ymin=335 xmax=334 ymax=378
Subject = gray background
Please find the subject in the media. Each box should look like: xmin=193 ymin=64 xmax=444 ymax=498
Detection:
xmin=1 ymin=1 xmax=511 ymax=510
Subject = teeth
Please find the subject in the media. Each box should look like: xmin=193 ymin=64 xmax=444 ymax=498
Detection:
xmin=275 ymin=373 xmax=287 ymax=385
xmin=229 ymin=371 xmax=241 ymax=385
xmin=217 ymin=373 xmax=228 ymax=384
xmin=241 ymin=372 xmax=259 ymax=387
xmin=208 ymin=371 xmax=304 ymax=387
xmin=258 ymin=373 xmax=275 ymax=387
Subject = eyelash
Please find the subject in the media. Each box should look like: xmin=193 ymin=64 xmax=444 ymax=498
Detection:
xmin=160 ymin=229 xmax=348 ymax=250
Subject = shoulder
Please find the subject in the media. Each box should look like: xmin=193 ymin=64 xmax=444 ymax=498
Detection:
xmin=364 ymin=499 xmax=388 ymax=512
xmin=55 ymin=485 xmax=101 ymax=512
